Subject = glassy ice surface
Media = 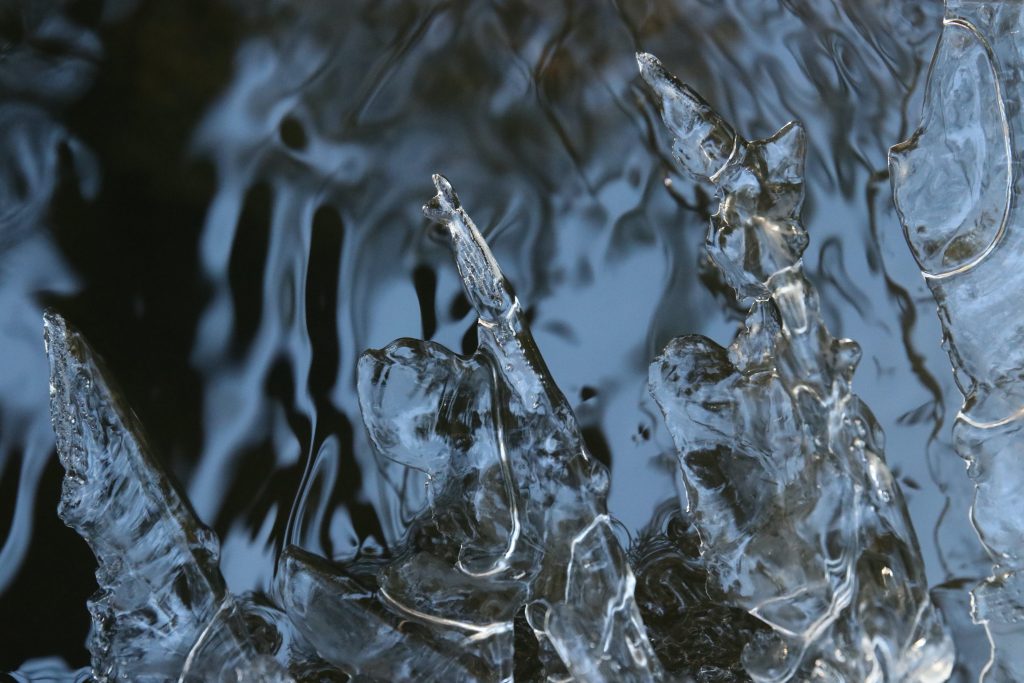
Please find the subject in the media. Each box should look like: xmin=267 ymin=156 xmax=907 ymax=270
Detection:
xmin=890 ymin=2 xmax=1024 ymax=679
xmin=278 ymin=545 xmax=513 ymax=682
xmin=639 ymin=53 xmax=954 ymax=682
xmin=630 ymin=502 xmax=771 ymax=682
xmin=43 ymin=311 xmax=297 ymax=682
xmin=345 ymin=174 xmax=661 ymax=681
xmin=0 ymin=0 xmax=994 ymax=676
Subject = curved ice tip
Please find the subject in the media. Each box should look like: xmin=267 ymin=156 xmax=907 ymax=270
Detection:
xmin=635 ymin=52 xmax=693 ymax=106
xmin=423 ymin=172 xmax=461 ymax=225
xmin=635 ymin=52 xmax=737 ymax=181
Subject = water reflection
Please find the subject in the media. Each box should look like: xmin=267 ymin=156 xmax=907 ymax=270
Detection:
xmin=0 ymin=0 xmax=990 ymax=676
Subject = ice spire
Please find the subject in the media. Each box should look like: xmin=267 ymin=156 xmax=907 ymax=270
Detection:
xmin=348 ymin=174 xmax=664 ymax=681
xmin=889 ymin=3 xmax=1024 ymax=679
xmin=639 ymin=53 xmax=954 ymax=682
xmin=43 ymin=311 xmax=294 ymax=682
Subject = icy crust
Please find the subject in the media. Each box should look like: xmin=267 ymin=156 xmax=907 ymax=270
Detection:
xmin=639 ymin=54 xmax=954 ymax=682
xmin=889 ymin=2 xmax=1024 ymax=679
xmin=348 ymin=174 xmax=663 ymax=682
xmin=43 ymin=312 xmax=295 ymax=683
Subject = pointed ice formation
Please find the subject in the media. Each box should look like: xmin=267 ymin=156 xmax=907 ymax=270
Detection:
xmin=333 ymin=174 xmax=664 ymax=682
xmin=889 ymin=3 xmax=1024 ymax=679
xmin=638 ymin=53 xmax=954 ymax=682
xmin=43 ymin=312 xmax=297 ymax=683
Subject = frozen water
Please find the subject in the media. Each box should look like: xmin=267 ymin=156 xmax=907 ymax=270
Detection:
xmin=639 ymin=53 xmax=955 ymax=682
xmin=43 ymin=311 xmax=296 ymax=683
xmin=277 ymin=545 xmax=511 ymax=682
xmin=890 ymin=2 xmax=1024 ymax=679
xmin=0 ymin=0 xmax=994 ymax=677
xmin=350 ymin=174 xmax=663 ymax=682
xmin=630 ymin=502 xmax=772 ymax=682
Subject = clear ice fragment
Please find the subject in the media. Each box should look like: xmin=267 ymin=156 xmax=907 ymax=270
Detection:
xmin=639 ymin=53 xmax=954 ymax=682
xmin=889 ymin=2 xmax=1024 ymax=678
xmin=351 ymin=174 xmax=664 ymax=682
xmin=277 ymin=545 xmax=510 ymax=682
xmin=43 ymin=311 xmax=295 ymax=683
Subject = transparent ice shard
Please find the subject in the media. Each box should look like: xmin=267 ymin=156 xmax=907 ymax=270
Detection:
xmin=277 ymin=545 xmax=511 ymax=682
xmin=43 ymin=311 xmax=296 ymax=683
xmin=889 ymin=3 xmax=1024 ymax=679
xmin=639 ymin=53 xmax=954 ymax=682
xmin=350 ymin=174 xmax=663 ymax=682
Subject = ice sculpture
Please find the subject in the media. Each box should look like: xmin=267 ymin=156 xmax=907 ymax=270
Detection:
xmin=43 ymin=311 xmax=299 ymax=682
xmin=41 ymin=175 xmax=666 ymax=682
xmin=638 ymin=53 xmax=954 ymax=682
xmin=345 ymin=174 xmax=664 ymax=682
xmin=889 ymin=3 xmax=1024 ymax=679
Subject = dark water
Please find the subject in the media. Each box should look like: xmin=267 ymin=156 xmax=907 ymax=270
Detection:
xmin=0 ymin=0 xmax=990 ymax=675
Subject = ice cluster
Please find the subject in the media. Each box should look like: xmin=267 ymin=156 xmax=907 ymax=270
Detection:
xmin=33 ymin=26 xmax=1005 ymax=683
xmin=890 ymin=1 xmax=1024 ymax=678
xmin=42 ymin=175 xmax=665 ymax=682
xmin=638 ymin=54 xmax=954 ymax=681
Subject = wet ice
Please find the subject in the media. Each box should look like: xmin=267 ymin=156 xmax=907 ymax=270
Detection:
xmin=639 ymin=53 xmax=955 ymax=682
xmin=44 ymin=311 xmax=298 ymax=682
xmin=890 ymin=1 xmax=1024 ymax=678
xmin=350 ymin=174 xmax=662 ymax=682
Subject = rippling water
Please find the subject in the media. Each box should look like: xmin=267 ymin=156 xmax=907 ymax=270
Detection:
xmin=0 ymin=0 xmax=991 ymax=676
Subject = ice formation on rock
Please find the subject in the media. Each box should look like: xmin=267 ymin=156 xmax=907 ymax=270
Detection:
xmin=889 ymin=2 xmax=1024 ymax=679
xmin=43 ymin=311 xmax=298 ymax=683
xmin=638 ymin=53 xmax=955 ymax=682
xmin=346 ymin=173 xmax=664 ymax=682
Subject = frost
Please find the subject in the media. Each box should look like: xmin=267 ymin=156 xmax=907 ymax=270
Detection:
xmin=889 ymin=2 xmax=1024 ymax=679
xmin=639 ymin=53 xmax=954 ymax=682
xmin=43 ymin=311 xmax=297 ymax=683
xmin=350 ymin=174 xmax=664 ymax=682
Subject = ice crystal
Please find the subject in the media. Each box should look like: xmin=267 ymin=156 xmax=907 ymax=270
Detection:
xmin=890 ymin=2 xmax=1024 ymax=678
xmin=639 ymin=52 xmax=954 ymax=682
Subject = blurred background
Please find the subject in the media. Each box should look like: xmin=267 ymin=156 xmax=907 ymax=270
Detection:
xmin=0 ymin=0 xmax=990 ymax=676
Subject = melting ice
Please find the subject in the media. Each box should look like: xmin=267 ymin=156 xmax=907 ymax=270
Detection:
xmin=638 ymin=53 xmax=955 ymax=682
xmin=44 ymin=312 xmax=307 ymax=682
xmin=299 ymin=173 xmax=662 ymax=682
xmin=890 ymin=1 xmax=1024 ymax=678
xmin=30 ymin=40 xmax=989 ymax=683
